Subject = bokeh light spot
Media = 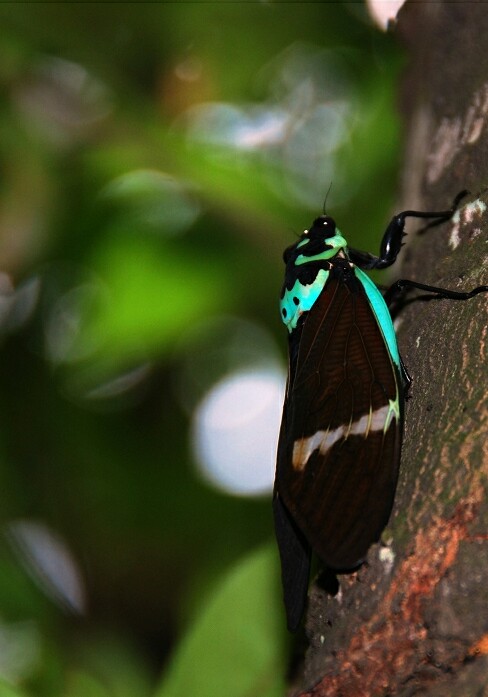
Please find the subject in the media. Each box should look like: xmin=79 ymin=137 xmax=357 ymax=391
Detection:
xmin=366 ymin=0 xmax=406 ymax=30
xmin=6 ymin=519 xmax=87 ymax=615
xmin=192 ymin=368 xmax=285 ymax=496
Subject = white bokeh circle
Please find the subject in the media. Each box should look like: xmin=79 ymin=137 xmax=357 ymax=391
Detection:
xmin=192 ymin=367 xmax=286 ymax=496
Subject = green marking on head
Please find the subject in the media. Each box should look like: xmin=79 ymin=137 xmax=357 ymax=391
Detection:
xmin=295 ymin=232 xmax=348 ymax=266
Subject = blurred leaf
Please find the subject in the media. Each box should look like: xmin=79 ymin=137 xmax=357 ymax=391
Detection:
xmin=156 ymin=544 xmax=286 ymax=697
xmin=66 ymin=633 xmax=153 ymax=697
xmin=78 ymin=234 xmax=237 ymax=366
xmin=102 ymin=170 xmax=201 ymax=237
xmin=0 ymin=679 xmax=29 ymax=697
xmin=63 ymin=671 xmax=110 ymax=697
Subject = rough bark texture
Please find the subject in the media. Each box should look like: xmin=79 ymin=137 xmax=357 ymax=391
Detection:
xmin=292 ymin=4 xmax=488 ymax=695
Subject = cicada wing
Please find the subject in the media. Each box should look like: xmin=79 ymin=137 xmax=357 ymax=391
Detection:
xmin=272 ymin=489 xmax=311 ymax=632
xmin=275 ymin=272 xmax=403 ymax=570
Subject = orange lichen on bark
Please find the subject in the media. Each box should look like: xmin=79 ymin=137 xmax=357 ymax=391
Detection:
xmin=301 ymin=495 xmax=483 ymax=697
xmin=469 ymin=634 xmax=488 ymax=656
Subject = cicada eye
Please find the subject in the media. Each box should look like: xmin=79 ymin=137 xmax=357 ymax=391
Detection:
xmin=311 ymin=216 xmax=336 ymax=235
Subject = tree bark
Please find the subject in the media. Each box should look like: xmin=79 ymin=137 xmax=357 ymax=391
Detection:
xmin=294 ymin=4 xmax=488 ymax=695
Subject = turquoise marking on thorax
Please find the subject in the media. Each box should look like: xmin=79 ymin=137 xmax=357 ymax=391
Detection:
xmin=281 ymin=269 xmax=329 ymax=332
xmin=280 ymin=229 xmax=346 ymax=333
xmin=355 ymin=267 xmax=400 ymax=370
xmin=295 ymin=233 xmax=348 ymax=265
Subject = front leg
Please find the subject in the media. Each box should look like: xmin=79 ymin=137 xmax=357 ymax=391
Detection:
xmin=383 ymin=276 xmax=488 ymax=397
xmin=382 ymin=277 xmax=488 ymax=307
xmin=348 ymin=191 xmax=468 ymax=271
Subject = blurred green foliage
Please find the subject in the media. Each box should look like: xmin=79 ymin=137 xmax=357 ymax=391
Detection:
xmin=0 ymin=3 xmax=403 ymax=695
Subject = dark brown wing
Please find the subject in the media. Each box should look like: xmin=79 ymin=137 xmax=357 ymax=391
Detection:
xmin=275 ymin=269 xmax=403 ymax=570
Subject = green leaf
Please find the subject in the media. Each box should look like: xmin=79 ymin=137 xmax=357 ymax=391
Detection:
xmin=63 ymin=671 xmax=111 ymax=697
xmin=0 ymin=679 xmax=29 ymax=697
xmin=156 ymin=545 xmax=287 ymax=697
xmin=77 ymin=234 xmax=236 ymax=366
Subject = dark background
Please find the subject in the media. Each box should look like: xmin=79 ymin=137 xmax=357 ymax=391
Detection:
xmin=0 ymin=4 xmax=403 ymax=696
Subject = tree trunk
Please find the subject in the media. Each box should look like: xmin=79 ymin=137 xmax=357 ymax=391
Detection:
xmin=294 ymin=4 xmax=488 ymax=695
